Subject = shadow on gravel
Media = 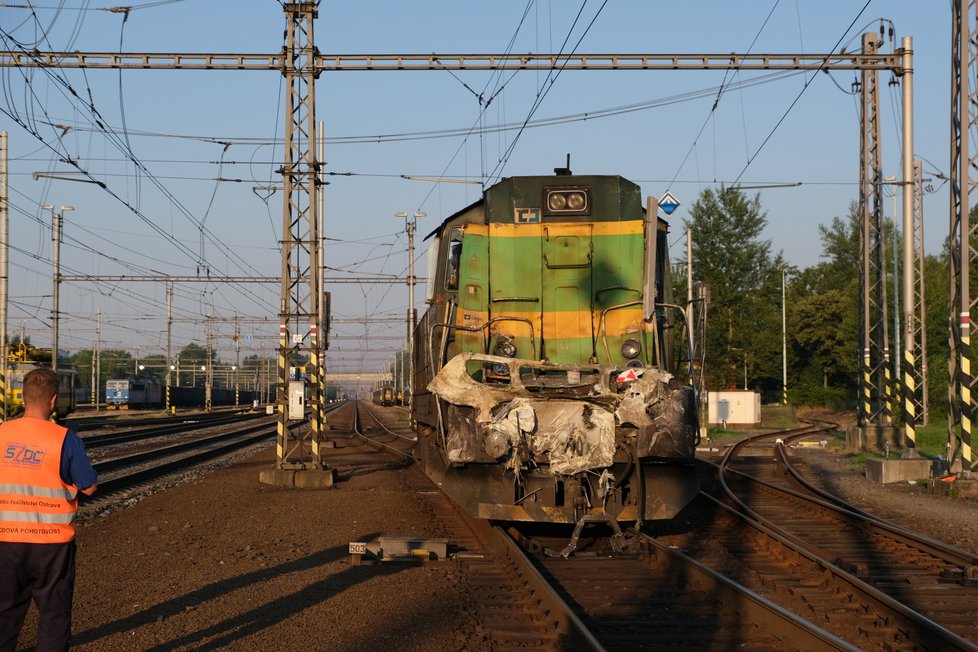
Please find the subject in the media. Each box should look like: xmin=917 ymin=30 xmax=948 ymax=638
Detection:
xmin=72 ymin=535 xmax=383 ymax=647
xmin=333 ymin=459 xmax=414 ymax=483
xmin=142 ymin=555 xmax=410 ymax=651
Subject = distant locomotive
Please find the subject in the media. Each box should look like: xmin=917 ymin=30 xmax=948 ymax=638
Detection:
xmin=106 ymin=377 xmax=162 ymax=409
xmin=412 ymin=172 xmax=699 ymax=525
xmin=6 ymin=363 xmax=76 ymax=419
xmin=372 ymin=385 xmax=395 ymax=407
xmin=105 ymin=377 xmax=257 ymax=409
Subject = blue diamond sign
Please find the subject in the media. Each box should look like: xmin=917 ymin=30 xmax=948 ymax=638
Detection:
xmin=658 ymin=191 xmax=680 ymax=216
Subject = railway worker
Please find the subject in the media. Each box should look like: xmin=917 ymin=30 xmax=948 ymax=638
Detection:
xmin=0 ymin=368 xmax=97 ymax=652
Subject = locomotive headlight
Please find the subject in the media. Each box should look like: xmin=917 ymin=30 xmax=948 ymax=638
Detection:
xmin=548 ymin=193 xmax=567 ymax=211
xmin=494 ymin=335 xmax=517 ymax=358
xmin=621 ymin=338 xmax=642 ymax=360
xmin=544 ymin=187 xmax=590 ymax=216
xmin=566 ymin=191 xmax=586 ymax=210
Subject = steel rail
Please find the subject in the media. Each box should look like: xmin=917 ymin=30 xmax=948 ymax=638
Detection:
xmin=694 ymin=489 xmax=978 ymax=650
xmin=70 ymin=408 xmax=248 ymax=432
xmin=632 ymin=528 xmax=860 ymax=652
xmin=83 ymin=426 xmax=276 ymax=499
xmin=91 ymin=420 xmax=275 ymax=473
xmin=496 ymin=526 xmax=605 ymax=652
xmin=81 ymin=412 xmax=267 ymax=448
xmin=713 ymin=427 xmax=978 ymax=651
xmin=772 ymin=440 xmax=978 ymax=569
xmin=357 ymin=403 xmax=417 ymax=443
xmin=350 ymin=401 xmax=415 ymax=459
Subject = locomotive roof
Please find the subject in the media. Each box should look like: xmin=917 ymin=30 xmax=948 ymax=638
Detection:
xmin=423 ymin=173 xmax=664 ymax=241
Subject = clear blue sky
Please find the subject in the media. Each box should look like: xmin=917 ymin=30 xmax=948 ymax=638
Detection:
xmin=0 ymin=1 xmax=951 ymax=377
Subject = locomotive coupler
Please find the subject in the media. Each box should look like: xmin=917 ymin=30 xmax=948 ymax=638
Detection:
xmin=560 ymin=513 xmax=623 ymax=559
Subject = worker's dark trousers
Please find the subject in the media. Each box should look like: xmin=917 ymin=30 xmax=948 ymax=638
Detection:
xmin=0 ymin=541 xmax=76 ymax=652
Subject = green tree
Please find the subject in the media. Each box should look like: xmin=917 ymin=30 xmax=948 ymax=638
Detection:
xmin=684 ymin=187 xmax=786 ymax=393
xmin=783 ymin=203 xmax=860 ymax=406
xmin=174 ymin=343 xmax=214 ymax=387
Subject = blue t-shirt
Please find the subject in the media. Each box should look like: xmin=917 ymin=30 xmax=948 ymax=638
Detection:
xmin=60 ymin=429 xmax=97 ymax=491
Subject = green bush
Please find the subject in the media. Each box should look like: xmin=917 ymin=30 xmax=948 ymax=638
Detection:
xmin=789 ymin=383 xmax=855 ymax=410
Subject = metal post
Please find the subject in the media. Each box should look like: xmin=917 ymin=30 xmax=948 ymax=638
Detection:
xmin=267 ymin=1 xmax=331 ymax=485
xmin=900 ymin=36 xmax=917 ymax=455
xmin=205 ymin=314 xmax=213 ymax=411
xmin=50 ymin=209 xmax=62 ymax=371
xmin=949 ymin=0 xmax=974 ymax=469
xmin=857 ymin=32 xmax=890 ymax=434
xmin=0 ymin=131 xmax=7 ymax=421
xmin=407 ymin=215 xmax=416 ymax=412
xmin=317 ymin=119 xmax=326 ymax=429
xmin=396 ymin=210 xmax=423 ymax=411
xmin=234 ymin=317 xmax=240 ymax=407
xmin=686 ymin=227 xmax=694 ymax=362
xmin=782 ymin=269 xmax=787 ymax=405
xmin=94 ymin=308 xmax=100 ymax=412
xmin=166 ymin=284 xmax=172 ymax=411
xmin=912 ymin=160 xmax=929 ymax=426
xmin=89 ymin=333 xmax=96 ymax=409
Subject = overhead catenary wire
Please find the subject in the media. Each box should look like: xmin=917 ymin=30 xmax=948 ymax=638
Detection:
xmin=0 ymin=24 xmax=280 ymax=291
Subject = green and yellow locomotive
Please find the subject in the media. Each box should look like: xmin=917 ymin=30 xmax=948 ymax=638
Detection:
xmin=412 ymin=172 xmax=699 ymax=525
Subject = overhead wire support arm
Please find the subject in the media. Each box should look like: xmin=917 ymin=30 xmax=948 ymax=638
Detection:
xmin=0 ymin=51 xmax=905 ymax=74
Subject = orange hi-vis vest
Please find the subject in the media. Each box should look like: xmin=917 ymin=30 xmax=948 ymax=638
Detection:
xmin=0 ymin=417 xmax=77 ymax=543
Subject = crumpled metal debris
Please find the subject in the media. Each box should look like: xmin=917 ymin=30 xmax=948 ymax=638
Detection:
xmin=484 ymin=398 xmax=536 ymax=459
xmin=529 ymin=402 xmax=614 ymax=475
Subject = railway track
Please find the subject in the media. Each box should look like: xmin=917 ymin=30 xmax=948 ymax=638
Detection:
xmin=706 ymin=423 xmax=978 ymax=649
xmin=328 ymin=402 xmax=596 ymax=650
xmin=486 ymin=421 xmax=978 ymax=650
xmin=80 ymin=410 xmax=267 ymax=449
xmin=508 ymin=525 xmax=854 ymax=651
xmin=82 ymin=418 xmax=279 ymax=503
xmin=70 ymin=407 xmax=254 ymax=432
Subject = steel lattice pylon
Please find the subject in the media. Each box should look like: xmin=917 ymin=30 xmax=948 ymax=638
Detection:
xmin=910 ymin=160 xmax=929 ymax=427
xmin=950 ymin=0 xmax=977 ymax=469
xmin=277 ymin=2 xmax=325 ymax=471
xmin=858 ymin=33 xmax=892 ymax=429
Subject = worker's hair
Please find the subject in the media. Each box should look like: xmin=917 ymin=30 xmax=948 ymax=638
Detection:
xmin=23 ymin=368 xmax=59 ymax=408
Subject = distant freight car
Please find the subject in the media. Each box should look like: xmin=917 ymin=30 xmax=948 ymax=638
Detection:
xmin=169 ymin=386 xmax=257 ymax=409
xmin=106 ymin=377 xmax=162 ymax=409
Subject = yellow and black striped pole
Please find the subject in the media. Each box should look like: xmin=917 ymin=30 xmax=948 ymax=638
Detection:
xmin=961 ymin=312 xmax=973 ymax=465
xmin=883 ymin=348 xmax=894 ymax=422
xmin=903 ymin=347 xmax=917 ymax=452
xmin=308 ymin=323 xmax=320 ymax=464
xmin=862 ymin=347 xmax=873 ymax=424
xmin=276 ymin=323 xmax=287 ymax=466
